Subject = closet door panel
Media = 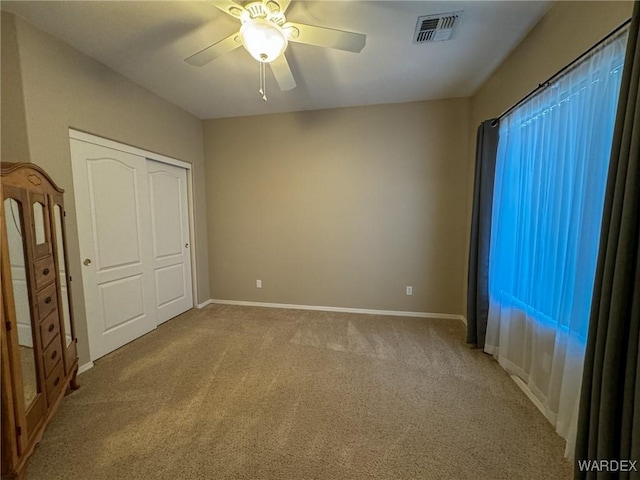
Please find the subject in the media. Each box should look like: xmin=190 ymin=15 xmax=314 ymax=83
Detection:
xmin=147 ymin=160 xmax=193 ymax=324
xmin=70 ymin=140 xmax=156 ymax=361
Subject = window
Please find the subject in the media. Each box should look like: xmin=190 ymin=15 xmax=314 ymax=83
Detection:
xmin=484 ymin=28 xmax=628 ymax=456
xmin=489 ymin=31 xmax=627 ymax=341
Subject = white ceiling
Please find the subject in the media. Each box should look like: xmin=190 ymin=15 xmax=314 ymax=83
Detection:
xmin=2 ymin=1 xmax=552 ymax=119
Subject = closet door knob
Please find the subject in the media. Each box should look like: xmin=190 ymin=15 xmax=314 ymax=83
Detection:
xmin=43 ymin=268 xmax=50 ymax=276
xmin=48 ymin=324 xmax=55 ymax=332
xmin=83 ymin=258 xmax=92 ymax=266
xmin=45 ymin=297 xmax=52 ymax=304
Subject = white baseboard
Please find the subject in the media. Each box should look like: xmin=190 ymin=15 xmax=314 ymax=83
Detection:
xmin=78 ymin=361 xmax=94 ymax=374
xmin=197 ymin=299 xmax=213 ymax=309
xmin=511 ymin=374 xmax=547 ymax=416
xmin=207 ymin=298 xmax=465 ymax=323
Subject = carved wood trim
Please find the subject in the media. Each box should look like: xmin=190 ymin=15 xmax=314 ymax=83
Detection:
xmin=1 ymin=163 xmax=64 ymax=194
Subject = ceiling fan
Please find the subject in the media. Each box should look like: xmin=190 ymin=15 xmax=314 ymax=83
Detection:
xmin=185 ymin=0 xmax=367 ymax=98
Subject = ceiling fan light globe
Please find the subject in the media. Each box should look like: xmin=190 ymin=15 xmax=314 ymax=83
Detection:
xmin=239 ymin=18 xmax=288 ymax=63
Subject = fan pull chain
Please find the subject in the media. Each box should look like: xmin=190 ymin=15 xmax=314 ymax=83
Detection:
xmin=258 ymin=61 xmax=267 ymax=102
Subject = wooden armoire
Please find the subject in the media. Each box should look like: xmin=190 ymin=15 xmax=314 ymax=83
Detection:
xmin=1 ymin=162 xmax=79 ymax=479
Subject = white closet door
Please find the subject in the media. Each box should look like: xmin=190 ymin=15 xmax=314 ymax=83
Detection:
xmin=146 ymin=160 xmax=193 ymax=324
xmin=71 ymin=139 xmax=157 ymax=361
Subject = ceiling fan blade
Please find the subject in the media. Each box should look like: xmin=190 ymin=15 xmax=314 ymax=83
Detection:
xmin=212 ymin=0 xmax=246 ymax=19
xmin=271 ymin=0 xmax=292 ymax=14
xmin=284 ymin=22 xmax=366 ymax=53
xmin=269 ymin=54 xmax=297 ymax=91
xmin=185 ymin=33 xmax=242 ymax=67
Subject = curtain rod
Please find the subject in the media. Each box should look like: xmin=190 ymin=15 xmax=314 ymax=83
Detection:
xmin=493 ymin=17 xmax=632 ymax=125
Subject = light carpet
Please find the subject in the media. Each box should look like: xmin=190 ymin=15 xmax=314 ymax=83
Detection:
xmin=25 ymin=304 xmax=573 ymax=479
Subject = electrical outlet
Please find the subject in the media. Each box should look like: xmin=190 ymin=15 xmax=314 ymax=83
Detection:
xmin=256 ymin=279 xmax=262 ymax=289
xmin=406 ymin=286 xmax=413 ymax=296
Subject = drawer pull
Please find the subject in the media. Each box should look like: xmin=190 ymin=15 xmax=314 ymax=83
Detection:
xmin=43 ymin=268 xmax=50 ymax=276
xmin=51 ymin=350 xmax=58 ymax=360
xmin=45 ymin=297 xmax=52 ymax=304
xmin=48 ymin=324 xmax=55 ymax=332
xmin=54 ymin=377 xmax=60 ymax=386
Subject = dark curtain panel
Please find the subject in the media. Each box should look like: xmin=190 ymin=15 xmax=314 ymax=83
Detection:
xmin=466 ymin=119 xmax=499 ymax=348
xmin=576 ymin=3 xmax=640 ymax=479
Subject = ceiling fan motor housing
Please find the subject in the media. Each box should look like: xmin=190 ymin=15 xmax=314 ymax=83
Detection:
xmin=242 ymin=1 xmax=286 ymax=24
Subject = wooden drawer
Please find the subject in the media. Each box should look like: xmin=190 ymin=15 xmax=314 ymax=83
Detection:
xmin=36 ymin=282 xmax=57 ymax=321
xmin=34 ymin=255 xmax=55 ymax=290
xmin=40 ymin=309 xmax=60 ymax=349
xmin=45 ymin=361 xmax=65 ymax=407
xmin=43 ymin=334 xmax=63 ymax=378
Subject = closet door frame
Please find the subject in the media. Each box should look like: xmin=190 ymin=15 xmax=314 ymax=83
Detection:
xmin=68 ymin=129 xmax=199 ymax=358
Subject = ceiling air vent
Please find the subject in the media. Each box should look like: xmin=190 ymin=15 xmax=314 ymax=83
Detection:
xmin=413 ymin=11 xmax=463 ymax=44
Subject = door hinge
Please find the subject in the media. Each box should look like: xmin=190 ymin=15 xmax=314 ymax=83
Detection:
xmin=63 ymin=210 xmax=66 ymax=217
xmin=16 ymin=426 xmax=21 ymax=436
xmin=5 ymin=321 xmax=11 ymax=331
xmin=69 ymin=275 xmax=72 ymax=282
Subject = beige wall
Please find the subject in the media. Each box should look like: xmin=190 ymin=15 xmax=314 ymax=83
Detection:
xmin=463 ymin=0 xmax=634 ymax=313
xmin=1 ymin=12 xmax=210 ymax=366
xmin=1 ymin=13 xmax=30 ymax=162
xmin=204 ymin=99 xmax=471 ymax=314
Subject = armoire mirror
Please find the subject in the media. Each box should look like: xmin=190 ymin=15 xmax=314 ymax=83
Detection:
xmin=3 ymin=197 xmax=39 ymax=409
xmin=53 ymin=204 xmax=73 ymax=347
xmin=32 ymin=201 xmax=46 ymax=245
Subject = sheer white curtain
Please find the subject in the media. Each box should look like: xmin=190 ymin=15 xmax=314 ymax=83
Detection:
xmin=484 ymin=30 xmax=628 ymax=457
